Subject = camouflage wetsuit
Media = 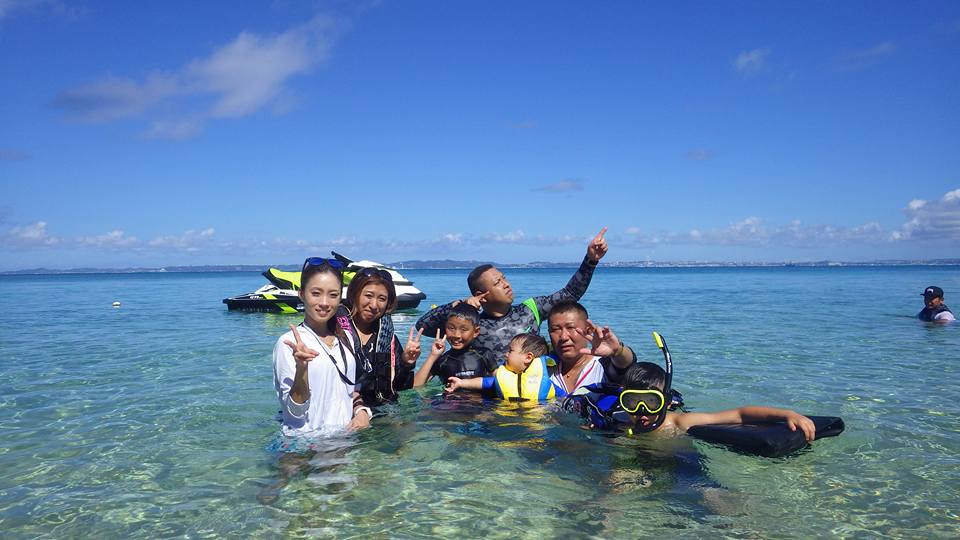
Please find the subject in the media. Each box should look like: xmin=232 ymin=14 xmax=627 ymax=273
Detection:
xmin=415 ymin=256 xmax=599 ymax=364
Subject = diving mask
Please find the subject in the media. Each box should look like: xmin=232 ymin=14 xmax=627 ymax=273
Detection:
xmin=619 ymin=389 xmax=666 ymax=415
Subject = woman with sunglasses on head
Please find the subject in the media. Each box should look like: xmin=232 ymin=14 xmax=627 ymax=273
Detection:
xmin=343 ymin=267 xmax=424 ymax=407
xmin=273 ymin=258 xmax=373 ymax=437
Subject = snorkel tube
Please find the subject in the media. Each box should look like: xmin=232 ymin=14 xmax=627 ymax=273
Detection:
xmin=630 ymin=331 xmax=674 ymax=434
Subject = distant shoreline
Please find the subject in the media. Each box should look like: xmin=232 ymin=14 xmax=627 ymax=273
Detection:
xmin=2 ymin=259 xmax=958 ymax=275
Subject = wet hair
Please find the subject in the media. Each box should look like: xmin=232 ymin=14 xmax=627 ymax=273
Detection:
xmin=446 ymin=302 xmax=480 ymax=328
xmin=547 ymin=300 xmax=589 ymax=321
xmin=510 ymin=333 xmax=548 ymax=357
xmin=467 ymin=264 xmax=495 ymax=295
xmin=623 ymin=362 xmax=667 ymax=392
xmin=345 ymin=271 xmax=398 ymax=317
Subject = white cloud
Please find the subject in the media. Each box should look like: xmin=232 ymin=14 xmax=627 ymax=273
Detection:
xmin=51 ymin=16 xmax=339 ymax=137
xmin=831 ymin=42 xmax=896 ymax=70
xmin=894 ymin=188 xmax=960 ymax=241
xmin=142 ymin=119 xmax=204 ymax=141
xmin=533 ymin=179 xmax=584 ymax=193
xmin=734 ymin=48 xmax=770 ymax=73
xmin=2 ymin=221 xmax=59 ymax=247
xmin=148 ymin=228 xmax=217 ymax=251
xmin=77 ymin=230 xmax=137 ymax=248
xmin=440 ymin=233 xmax=464 ymax=244
xmin=488 ymin=230 xmax=526 ymax=243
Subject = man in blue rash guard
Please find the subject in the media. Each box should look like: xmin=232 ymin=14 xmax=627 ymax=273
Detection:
xmin=416 ymin=228 xmax=609 ymax=364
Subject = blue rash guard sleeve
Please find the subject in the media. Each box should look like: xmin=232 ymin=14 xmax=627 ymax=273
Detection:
xmin=530 ymin=255 xmax=598 ymax=323
xmin=480 ymin=376 xmax=501 ymax=398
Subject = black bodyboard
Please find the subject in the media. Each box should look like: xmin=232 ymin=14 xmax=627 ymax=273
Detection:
xmin=687 ymin=415 xmax=844 ymax=458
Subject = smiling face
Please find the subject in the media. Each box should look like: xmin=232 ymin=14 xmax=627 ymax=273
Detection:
xmin=299 ymin=271 xmax=342 ymax=328
xmin=504 ymin=342 xmax=535 ymax=374
xmin=548 ymin=309 xmax=590 ymax=364
xmin=476 ymin=268 xmax=514 ymax=305
xmin=356 ymin=282 xmax=390 ymax=325
xmin=444 ymin=315 xmax=480 ymax=350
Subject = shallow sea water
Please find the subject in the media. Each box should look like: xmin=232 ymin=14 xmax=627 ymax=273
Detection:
xmin=1 ymin=266 xmax=958 ymax=538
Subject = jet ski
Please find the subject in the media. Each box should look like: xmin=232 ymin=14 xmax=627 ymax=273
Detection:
xmin=222 ymin=252 xmax=427 ymax=313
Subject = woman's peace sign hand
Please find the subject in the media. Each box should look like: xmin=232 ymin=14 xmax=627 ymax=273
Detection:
xmin=403 ymin=326 xmax=424 ymax=366
xmin=284 ymin=324 xmax=319 ymax=369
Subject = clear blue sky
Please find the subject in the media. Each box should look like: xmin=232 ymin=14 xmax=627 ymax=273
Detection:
xmin=1 ymin=1 xmax=958 ymax=270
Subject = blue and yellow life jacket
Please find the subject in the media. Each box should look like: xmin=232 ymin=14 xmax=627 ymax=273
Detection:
xmin=491 ymin=356 xmax=557 ymax=401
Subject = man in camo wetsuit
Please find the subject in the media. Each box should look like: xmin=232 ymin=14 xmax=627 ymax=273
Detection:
xmin=415 ymin=227 xmax=608 ymax=364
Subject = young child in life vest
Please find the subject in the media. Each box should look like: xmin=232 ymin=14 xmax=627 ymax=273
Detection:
xmin=413 ymin=304 xmax=497 ymax=387
xmin=445 ymin=333 xmax=566 ymax=401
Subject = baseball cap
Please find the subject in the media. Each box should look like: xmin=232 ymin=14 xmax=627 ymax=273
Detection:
xmin=922 ymin=286 xmax=944 ymax=300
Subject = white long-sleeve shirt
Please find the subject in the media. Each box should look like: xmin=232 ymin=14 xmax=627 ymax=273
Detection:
xmin=273 ymin=325 xmax=358 ymax=436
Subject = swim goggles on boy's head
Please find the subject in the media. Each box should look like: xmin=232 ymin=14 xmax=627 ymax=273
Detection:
xmin=619 ymin=389 xmax=667 ymax=415
xmin=302 ymin=257 xmax=345 ymax=271
xmin=356 ymin=267 xmax=393 ymax=282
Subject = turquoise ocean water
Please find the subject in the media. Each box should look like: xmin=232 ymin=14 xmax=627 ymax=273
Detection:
xmin=1 ymin=266 xmax=958 ymax=538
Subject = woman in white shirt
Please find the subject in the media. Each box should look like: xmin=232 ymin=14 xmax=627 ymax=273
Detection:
xmin=273 ymin=258 xmax=372 ymax=437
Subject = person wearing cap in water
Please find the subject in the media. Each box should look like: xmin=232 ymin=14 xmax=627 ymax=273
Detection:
xmin=918 ymin=286 xmax=955 ymax=323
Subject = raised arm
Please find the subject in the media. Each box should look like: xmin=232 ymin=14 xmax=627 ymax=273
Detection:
xmin=394 ymin=327 xmax=423 ymax=392
xmin=532 ymin=227 xmax=608 ymax=316
xmin=674 ymin=406 xmax=816 ymax=441
xmin=413 ymin=330 xmax=447 ymax=387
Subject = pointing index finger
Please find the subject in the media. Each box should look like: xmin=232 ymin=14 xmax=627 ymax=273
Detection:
xmin=594 ymin=226 xmax=608 ymax=241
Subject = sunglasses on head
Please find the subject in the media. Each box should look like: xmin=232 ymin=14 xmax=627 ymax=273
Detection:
xmin=357 ymin=267 xmax=393 ymax=282
xmin=619 ymin=389 xmax=667 ymax=415
xmin=302 ymin=257 xmax=345 ymax=271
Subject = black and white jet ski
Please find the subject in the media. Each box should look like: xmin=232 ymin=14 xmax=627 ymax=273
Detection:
xmin=222 ymin=252 xmax=427 ymax=313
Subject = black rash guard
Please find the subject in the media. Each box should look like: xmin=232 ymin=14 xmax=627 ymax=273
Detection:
xmin=918 ymin=304 xmax=953 ymax=322
xmin=416 ymin=256 xmax=598 ymax=363
xmin=430 ymin=347 xmax=498 ymax=382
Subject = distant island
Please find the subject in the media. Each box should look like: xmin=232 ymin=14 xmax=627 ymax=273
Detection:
xmin=2 ymin=259 xmax=959 ymax=275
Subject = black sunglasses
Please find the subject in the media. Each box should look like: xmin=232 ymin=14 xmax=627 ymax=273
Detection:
xmin=357 ymin=267 xmax=393 ymax=282
xmin=302 ymin=257 xmax=345 ymax=271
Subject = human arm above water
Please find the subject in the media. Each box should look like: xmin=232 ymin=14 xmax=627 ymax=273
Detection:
xmin=280 ymin=324 xmax=320 ymax=407
xmin=671 ymin=407 xmax=816 ymax=441
xmin=413 ymin=330 xmax=447 ymax=387
xmin=347 ymin=392 xmax=372 ymax=431
xmin=444 ymin=376 xmax=485 ymax=394
xmin=393 ymin=327 xmax=423 ymax=391
xmin=530 ymin=227 xmax=608 ymax=318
